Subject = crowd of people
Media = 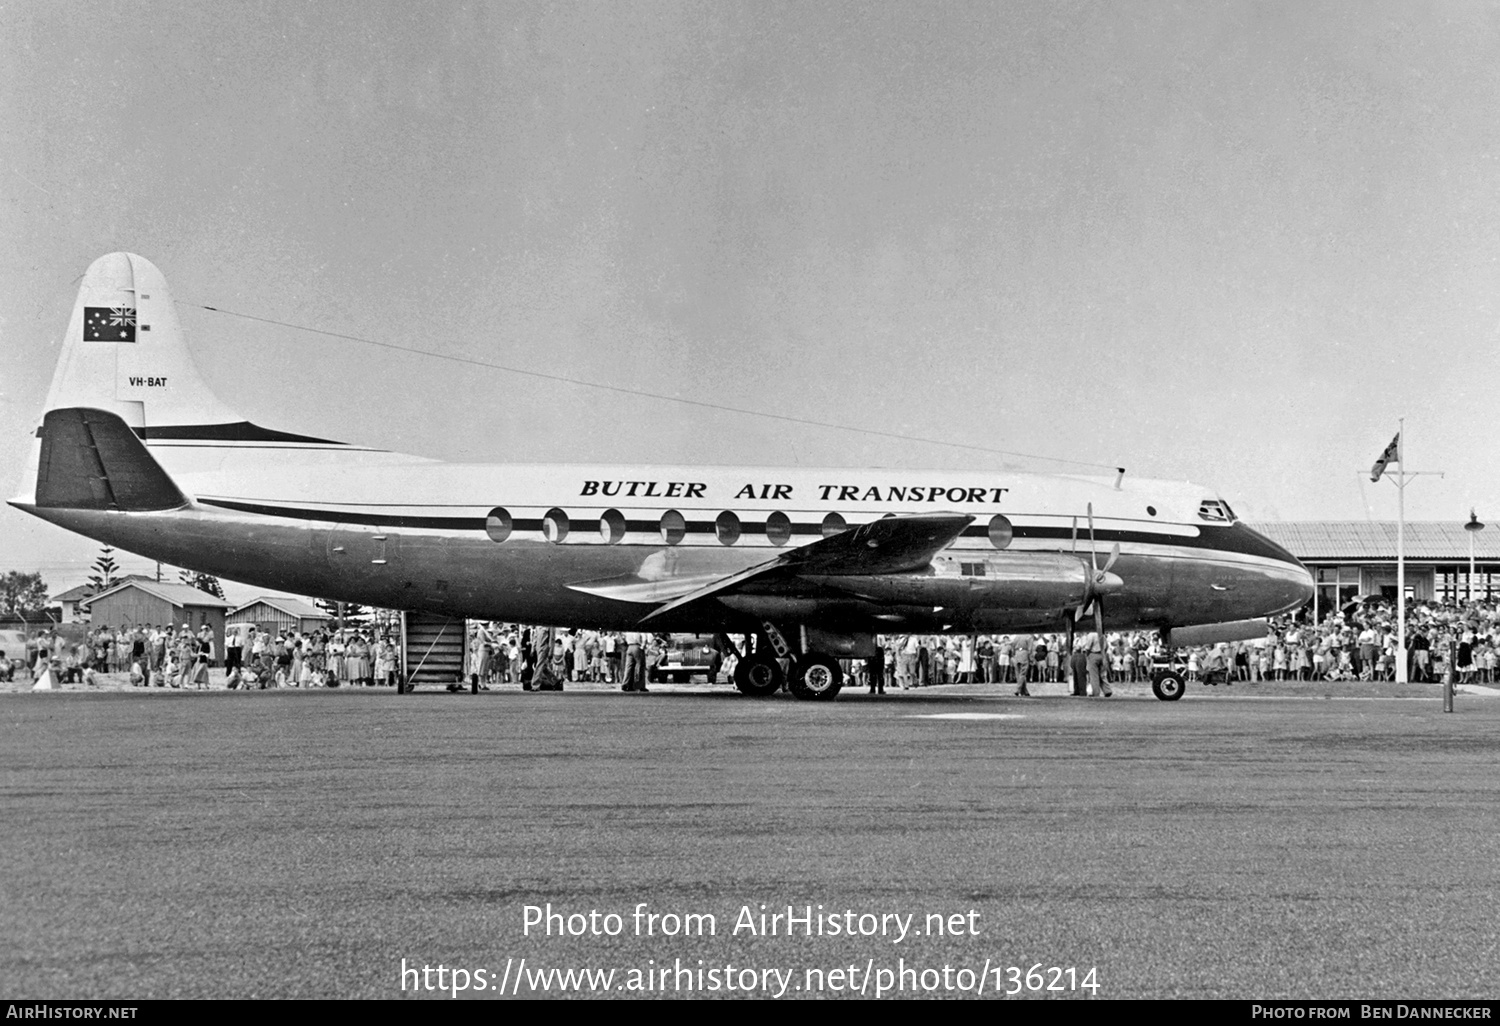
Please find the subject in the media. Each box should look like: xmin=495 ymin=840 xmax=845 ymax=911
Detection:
xmin=7 ymin=594 xmax=1490 ymax=691
xmin=10 ymin=623 xmax=402 ymax=689
xmin=467 ymin=626 xmax=668 ymax=692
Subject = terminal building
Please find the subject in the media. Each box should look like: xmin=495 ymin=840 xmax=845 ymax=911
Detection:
xmin=1248 ymin=521 xmax=1500 ymax=621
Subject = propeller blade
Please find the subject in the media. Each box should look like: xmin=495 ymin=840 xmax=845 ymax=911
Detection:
xmin=1086 ymin=502 xmax=1098 ymax=574
xmin=1065 ymin=615 xmax=1075 ymax=655
xmin=1074 ymin=601 xmax=1089 ymax=623
xmin=1094 ymin=598 xmax=1105 ymax=647
xmin=1070 ymin=516 xmax=1078 ymax=553
xmin=1099 ymin=542 xmax=1121 ymax=578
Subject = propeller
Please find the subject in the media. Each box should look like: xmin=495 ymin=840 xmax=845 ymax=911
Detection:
xmin=1074 ymin=503 xmax=1123 ymax=646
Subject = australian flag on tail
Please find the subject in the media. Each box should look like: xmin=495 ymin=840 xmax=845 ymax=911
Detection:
xmin=83 ymin=306 xmax=136 ymax=342
xmin=1370 ymin=432 xmax=1400 ymax=482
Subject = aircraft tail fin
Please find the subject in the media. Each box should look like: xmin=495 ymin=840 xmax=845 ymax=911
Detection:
xmin=42 ymin=252 xmax=245 ymax=430
xmin=34 ymin=407 xmax=188 ymax=511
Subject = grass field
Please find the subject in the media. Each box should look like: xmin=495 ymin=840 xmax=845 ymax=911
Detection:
xmin=2 ymin=685 xmax=1497 ymax=999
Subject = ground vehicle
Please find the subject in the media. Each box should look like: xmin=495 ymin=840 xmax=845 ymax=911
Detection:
xmin=0 ymin=629 xmax=30 ymax=678
xmin=648 ymin=635 xmax=721 ymax=683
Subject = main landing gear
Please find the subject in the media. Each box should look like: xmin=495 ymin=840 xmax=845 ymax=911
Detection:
xmin=733 ymin=653 xmax=784 ymax=697
xmin=731 ymin=625 xmax=846 ymax=701
xmin=789 ymin=653 xmax=843 ymax=700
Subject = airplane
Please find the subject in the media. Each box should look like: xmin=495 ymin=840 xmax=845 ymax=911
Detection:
xmin=10 ymin=253 xmax=1314 ymax=700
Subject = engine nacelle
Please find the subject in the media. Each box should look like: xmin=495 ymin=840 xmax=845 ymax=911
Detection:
xmin=1165 ymin=618 xmax=1270 ymax=648
xmin=802 ymin=552 xmax=1119 ymax=610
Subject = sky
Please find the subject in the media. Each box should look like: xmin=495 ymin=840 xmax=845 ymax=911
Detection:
xmin=4 ymin=0 xmax=1500 ymax=600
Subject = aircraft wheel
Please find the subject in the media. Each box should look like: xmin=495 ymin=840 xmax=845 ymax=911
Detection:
xmin=789 ymin=654 xmax=844 ymax=701
xmin=734 ymin=654 xmax=784 ymax=697
xmin=1152 ymin=669 xmax=1187 ymax=701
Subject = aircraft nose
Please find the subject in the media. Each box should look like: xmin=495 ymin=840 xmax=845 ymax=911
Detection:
xmin=1231 ymin=521 xmax=1314 ymax=614
xmin=1290 ymin=562 xmax=1315 ymax=609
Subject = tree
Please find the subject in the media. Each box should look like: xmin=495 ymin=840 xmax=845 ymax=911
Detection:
xmin=315 ymin=597 xmax=367 ymax=625
xmin=0 ymin=571 xmax=50 ymax=619
xmin=87 ymin=546 xmax=120 ymax=594
xmin=177 ymin=569 xmax=225 ymax=600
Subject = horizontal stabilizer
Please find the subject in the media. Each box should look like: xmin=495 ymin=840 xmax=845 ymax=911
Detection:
xmin=641 ymin=513 xmax=973 ymax=622
xmin=35 ymin=407 xmax=188 ymax=511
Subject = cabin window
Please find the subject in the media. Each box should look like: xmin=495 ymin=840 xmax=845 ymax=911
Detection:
xmin=765 ymin=511 xmax=792 ymax=546
xmin=599 ymin=508 xmax=626 ymax=544
xmin=821 ymin=512 xmax=847 ymax=538
xmin=987 ymin=514 xmax=1013 ymax=550
xmin=960 ymin=562 xmax=987 ymax=577
xmin=715 ymin=510 xmax=741 ymax=545
xmin=485 ymin=507 xmax=513 ymax=543
xmin=660 ymin=510 xmax=686 ymax=545
xmin=542 ymin=507 xmax=569 ymax=543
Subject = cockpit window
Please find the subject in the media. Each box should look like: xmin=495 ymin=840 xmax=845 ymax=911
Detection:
xmin=1197 ymin=498 xmax=1236 ymax=523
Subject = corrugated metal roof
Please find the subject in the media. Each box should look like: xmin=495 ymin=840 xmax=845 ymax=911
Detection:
xmin=229 ymin=596 xmax=330 ymax=619
xmin=1248 ymin=521 xmax=1500 ymax=561
xmin=81 ymin=580 xmax=230 ymax=608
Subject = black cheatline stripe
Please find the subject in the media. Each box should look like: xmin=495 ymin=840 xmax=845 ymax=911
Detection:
xmin=203 ymin=499 xmax=484 ymax=530
xmin=132 ymin=422 xmax=346 ymax=445
xmin=196 ymin=498 xmax=1297 ymax=563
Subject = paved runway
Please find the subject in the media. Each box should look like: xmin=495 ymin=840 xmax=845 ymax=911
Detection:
xmin=2 ymin=687 xmax=1497 ymax=999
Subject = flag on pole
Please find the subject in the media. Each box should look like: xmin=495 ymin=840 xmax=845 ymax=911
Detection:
xmin=1370 ymin=432 xmax=1401 ymax=482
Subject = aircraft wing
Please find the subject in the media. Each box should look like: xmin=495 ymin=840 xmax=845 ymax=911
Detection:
xmin=637 ymin=512 xmax=974 ymax=622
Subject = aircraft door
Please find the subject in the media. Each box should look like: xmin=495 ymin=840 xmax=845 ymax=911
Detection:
xmin=325 ymin=524 xmax=402 ymax=582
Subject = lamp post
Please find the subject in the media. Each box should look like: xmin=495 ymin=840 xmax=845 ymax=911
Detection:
xmin=1464 ymin=510 xmax=1485 ymax=604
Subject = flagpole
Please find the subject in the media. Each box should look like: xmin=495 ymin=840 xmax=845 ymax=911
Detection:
xmin=1397 ymin=417 xmax=1406 ymax=684
xmin=1368 ymin=422 xmax=1439 ymax=687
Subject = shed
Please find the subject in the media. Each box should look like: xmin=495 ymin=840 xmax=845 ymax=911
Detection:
xmin=227 ymin=596 xmax=331 ymax=636
xmin=81 ymin=581 xmax=230 ymax=663
xmin=51 ymin=584 xmax=95 ymax=624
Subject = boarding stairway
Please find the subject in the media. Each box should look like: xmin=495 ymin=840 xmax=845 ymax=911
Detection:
xmin=399 ymin=611 xmax=468 ymax=693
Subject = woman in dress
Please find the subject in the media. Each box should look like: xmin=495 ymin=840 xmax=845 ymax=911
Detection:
xmin=376 ymin=636 xmax=397 ymax=687
xmin=288 ymin=635 xmax=306 ymax=686
xmin=193 ymin=627 xmax=212 ymax=689
xmin=355 ymin=634 xmax=374 ymax=686
xmin=326 ymin=632 xmax=345 ymax=686
xmin=175 ymin=628 xmax=195 ymax=689
xmin=344 ymin=633 xmax=364 ymax=686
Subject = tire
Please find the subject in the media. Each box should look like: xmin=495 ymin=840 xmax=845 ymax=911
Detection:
xmin=734 ymin=654 xmax=784 ymax=697
xmin=1152 ymin=670 xmax=1187 ymax=701
xmin=789 ymin=654 xmax=844 ymax=701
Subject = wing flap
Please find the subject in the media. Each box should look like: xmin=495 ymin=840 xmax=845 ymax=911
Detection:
xmin=640 ymin=512 xmax=973 ymax=622
xmin=565 ymin=573 xmax=728 ymax=604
